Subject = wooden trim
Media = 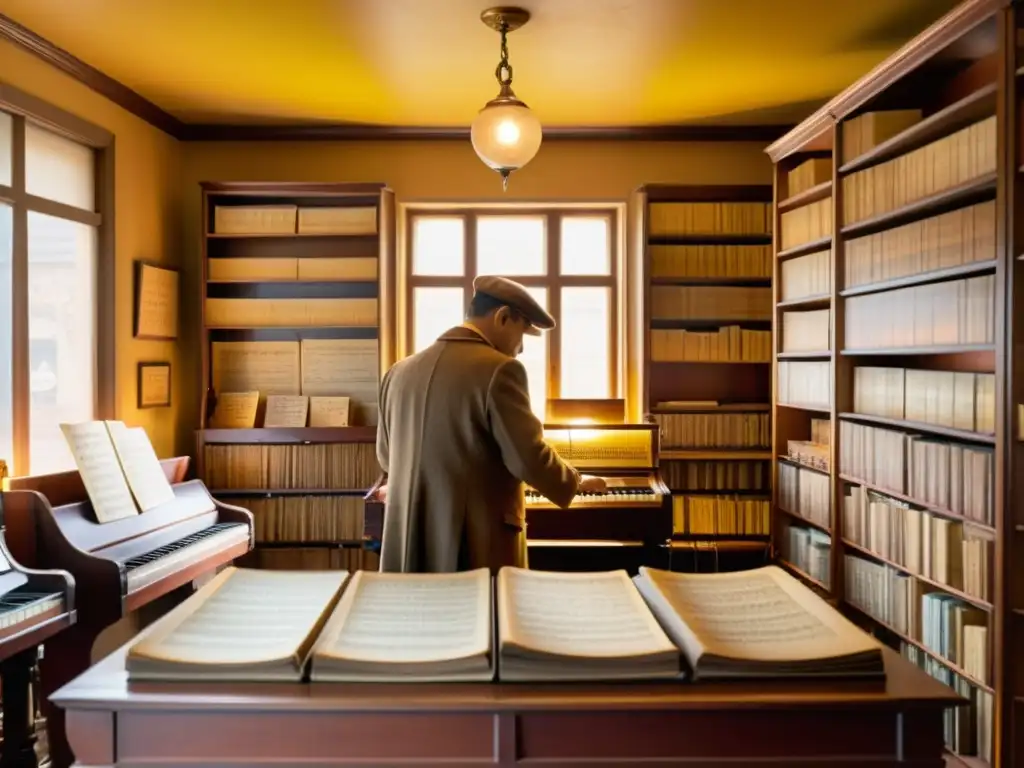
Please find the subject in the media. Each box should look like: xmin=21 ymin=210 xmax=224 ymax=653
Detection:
xmin=200 ymin=181 xmax=387 ymax=196
xmin=96 ymin=139 xmax=115 ymax=420
xmin=23 ymin=193 xmax=101 ymax=227
xmin=10 ymin=114 xmax=27 ymax=474
xmin=0 ymin=82 xmax=112 ymax=148
xmin=0 ymin=13 xmax=184 ymax=139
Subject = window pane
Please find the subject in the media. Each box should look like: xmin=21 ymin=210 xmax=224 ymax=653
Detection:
xmin=517 ymin=288 xmax=548 ymax=419
xmin=28 ymin=212 xmax=97 ymax=474
xmin=26 ymin=123 xmax=95 ymax=211
xmin=413 ymin=287 xmax=464 ymax=354
xmin=0 ymin=112 xmax=11 ymax=187
xmin=561 ymin=216 xmax=610 ymax=275
xmin=560 ymin=287 xmax=610 ymax=399
xmin=477 ymin=216 xmax=545 ymax=276
xmin=412 ymin=217 xmax=464 ymax=276
xmin=0 ymin=205 xmax=11 ymax=470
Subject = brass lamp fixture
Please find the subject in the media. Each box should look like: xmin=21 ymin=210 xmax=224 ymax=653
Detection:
xmin=470 ymin=7 xmax=542 ymax=190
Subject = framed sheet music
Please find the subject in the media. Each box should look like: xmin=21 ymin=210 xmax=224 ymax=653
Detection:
xmin=138 ymin=362 xmax=171 ymax=409
xmin=134 ymin=261 xmax=180 ymax=340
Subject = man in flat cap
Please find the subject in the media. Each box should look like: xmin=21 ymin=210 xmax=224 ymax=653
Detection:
xmin=374 ymin=275 xmax=606 ymax=573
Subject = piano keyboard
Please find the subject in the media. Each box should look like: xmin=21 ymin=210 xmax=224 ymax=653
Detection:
xmin=525 ymin=487 xmax=663 ymax=509
xmin=124 ymin=522 xmax=250 ymax=593
xmin=0 ymin=587 xmax=63 ymax=631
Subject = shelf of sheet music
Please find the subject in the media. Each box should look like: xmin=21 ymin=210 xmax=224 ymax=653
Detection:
xmin=200 ymin=427 xmax=376 ymax=444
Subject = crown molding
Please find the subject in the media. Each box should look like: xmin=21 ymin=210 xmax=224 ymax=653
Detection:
xmin=0 ymin=12 xmax=792 ymax=144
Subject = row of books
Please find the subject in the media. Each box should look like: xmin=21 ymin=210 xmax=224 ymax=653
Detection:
xmin=213 ymin=204 xmax=377 ymax=236
xmin=852 ymin=366 xmax=995 ymax=434
xmin=670 ymin=495 xmax=770 ymax=536
xmin=786 ymin=157 xmax=830 ymax=197
xmin=778 ymin=463 xmax=831 ymax=530
xmin=125 ymin=564 xmax=884 ymax=684
xmin=203 ymin=442 xmax=380 ymax=491
xmin=777 ymin=361 xmax=831 ymax=410
xmin=838 ymin=421 xmax=994 ymax=526
xmin=220 ymin=495 xmax=366 ymax=544
xmin=239 ymin=546 xmax=379 ymax=572
xmin=205 ymin=297 xmax=378 ymax=329
xmin=840 ymin=109 xmax=920 ymax=165
xmin=786 ymin=421 xmax=830 ymax=469
xmin=647 ymin=202 xmax=771 ymax=237
xmin=844 ymin=274 xmax=994 ymax=351
xmin=843 ymin=484 xmax=991 ymax=601
xmin=844 ymin=200 xmax=994 ymax=289
xmin=659 ymin=460 xmax=770 ymax=491
xmin=211 ymin=338 xmax=379 ymax=426
xmin=780 ymin=248 xmax=831 ymax=301
xmin=843 ymin=556 xmax=988 ymax=685
xmin=780 ymin=197 xmax=832 ymax=251
xmin=650 ymin=327 xmax=771 ymax=363
xmin=840 ymin=116 xmax=995 ymax=225
xmin=780 ymin=524 xmax=831 ymax=587
xmin=781 ymin=308 xmax=830 ymax=353
xmin=652 ymin=412 xmax=770 ymax=449
xmin=650 ymin=286 xmax=771 ymax=321
xmin=207 ymin=256 xmax=378 ymax=282
xmin=649 ymin=245 xmax=771 ymax=279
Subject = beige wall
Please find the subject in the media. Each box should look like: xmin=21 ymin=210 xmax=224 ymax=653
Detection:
xmin=0 ymin=39 xmax=184 ymax=459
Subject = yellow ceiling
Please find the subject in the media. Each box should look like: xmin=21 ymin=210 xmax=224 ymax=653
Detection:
xmin=0 ymin=0 xmax=961 ymax=127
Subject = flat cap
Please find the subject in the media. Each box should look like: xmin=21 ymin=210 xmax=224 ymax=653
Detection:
xmin=472 ymin=275 xmax=555 ymax=336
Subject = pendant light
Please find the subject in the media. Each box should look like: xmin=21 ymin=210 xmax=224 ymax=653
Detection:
xmin=470 ymin=7 xmax=542 ymax=191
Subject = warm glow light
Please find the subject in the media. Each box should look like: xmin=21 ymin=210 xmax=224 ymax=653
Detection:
xmin=495 ymin=120 xmax=520 ymax=145
xmin=470 ymin=101 xmax=542 ymax=175
xmin=567 ymin=418 xmax=597 ymax=425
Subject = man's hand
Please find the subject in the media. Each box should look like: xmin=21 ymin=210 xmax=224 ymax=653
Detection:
xmin=578 ymin=475 xmax=607 ymax=494
xmin=374 ymin=484 xmax=388 ymax=502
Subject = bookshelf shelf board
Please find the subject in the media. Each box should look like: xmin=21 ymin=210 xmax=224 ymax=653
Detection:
xmin=670 ymin=533 xmax=771 ymax=542
xmin=776 ymin=559 xmax=830 ymax=593
xmin=838 ymin=83 xmax=998 ymax=176
xmin=838 ymin=475 xmax=995 ymax=533
xmin=841 ymin=344 xmax=995 ymax=357
xmin=776 ymin=293 xmax=832 ymax=309
xmin=649 ymin=276 xmax=771 ymax=287
xmin=206 ymin=231 xmax=378 ymax=240
xmin=206 ymin=279 xmax=377 ymax=286
xmin=651 ymin=359 xmax=770 ymax=365
xmin=205 ymin=281 xmax=378 ymax=300
xmin=207 ymin=326 xmax=379 ymax=342
xmin=665 ymin=539 xmax=770 ymax=552
xmin=839 ymin=260 xmax=997 ymax=298
xmin=200 ymin=427 xmax=377 ymax=444
xmin=839 ymin=172 xmax=997 ymax=239
xmin=668 ymin=489 xmax=770 ymax=498
xmin=650 ymin=403 xmax=771 ymax=413
xmin=647 ymin=234 xmax=772 ymax=246
xmin=776 ymin=506 xmax=831 ymax=534
xmin=650 ymin=318 xmax=772 ymax=330
xmin=210 ymin=488 xmax=370 ymax=497
xmin=843 ymin=602 xmax=993 ymax=694
xmin=526 ymin=539 xmax=644 ymax=548
xmin=777 ymin=351 xmax=831 ymax=360
xmin=842 ymin=538 xmax=993 ymax=612
xmin=777 ymin=455 xmax=830 ymax=476
xmin=776 ymin=236 xmax=833 ymax=261
xmin=661 ymin=449 xmax=772 ymax=461
xmin=838 ymin=412 xmax=996 ymax=445
xmin=778 ymin=181 xmax=833 ymax=213
xmin=777 ymin=401 xmax=831 ymax=414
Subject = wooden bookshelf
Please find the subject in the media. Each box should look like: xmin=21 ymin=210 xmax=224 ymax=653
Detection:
xmin=765 ymin=1 xmax=1019 ymax=765
xmin=196 ymin=181 xmax=395 ymax=573
xmin=633 ymin=184 xmax=774 ymax=566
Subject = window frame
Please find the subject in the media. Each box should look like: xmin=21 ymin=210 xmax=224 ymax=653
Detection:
xmin=403 ymin=206 xmax=621 ymax=402
xmin=0 ymin=83 xmax=115 ymax=475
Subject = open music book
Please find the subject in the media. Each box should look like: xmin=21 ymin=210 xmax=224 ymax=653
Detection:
xmin=496 ymin=568 xmax=680 ymax=681
xmin=633 ymin=565 xmax=884 ymax=679
xmin=311 ymin=568 xmax=494 ymax=682
xmin=127 ymin=567 xmax=349 ymax=681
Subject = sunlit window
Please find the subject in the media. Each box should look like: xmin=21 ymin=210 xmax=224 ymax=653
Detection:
xmin=406 ymin=209 xmax=619 ymax=419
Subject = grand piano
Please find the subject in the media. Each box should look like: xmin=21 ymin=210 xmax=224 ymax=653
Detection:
xmin=0 ymin=456 xmax=253 ymax=768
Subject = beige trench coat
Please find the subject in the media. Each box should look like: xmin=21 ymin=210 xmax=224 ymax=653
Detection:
xmin=375 ymin=326 xmax=580 ymax=573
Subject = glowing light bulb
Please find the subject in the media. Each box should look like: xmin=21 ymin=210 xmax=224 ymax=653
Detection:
xmin=495 ymin=120 xmax=520 ymax=145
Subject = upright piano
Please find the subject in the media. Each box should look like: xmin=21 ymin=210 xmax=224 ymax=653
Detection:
xmin=0 ymin=457 xmax=253 ymax=768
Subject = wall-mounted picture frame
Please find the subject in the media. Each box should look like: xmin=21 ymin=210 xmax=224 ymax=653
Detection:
xmin=134 ymin=260 xmax=180 ymax=340
xmin=137 ymin=361 xmax=171 ymax=409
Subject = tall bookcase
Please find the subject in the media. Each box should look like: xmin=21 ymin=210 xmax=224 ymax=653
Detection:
xmin=196 ymin=181 xmax=395 ymax=573
xmin=766 ymin=1 xmax=1021 ymax=765
xmin=633 ymin=184 xmax=774 ymax=571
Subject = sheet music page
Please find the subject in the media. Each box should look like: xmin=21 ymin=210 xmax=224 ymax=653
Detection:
xmin=640 ymin=566 xmax=879 ymax=661
xmin=309 ymin=396 xmax=350 ymax=427
xmin=263 ymin=395 xmax=309 ymax=428
xmin=60 ymin=422 xmax=139 ymax=523
xmin=316 ymin=569 xmax=490 ymax=663
xmin=498 ymin=568 xmax=675 ymax=658
xmin=131 ymin=568 xmax=348 ymax=665
xmin=136 ymin=264 xmax=179 ymax=339
xmin=104 ymin=421 xmax=175 ymax=511
xmin=211 ymin=341 xmax=301 ymax=396
xmin=300 ymin=339 xmax=378 ymax=424
xmin=211 ymin=391 xmax=260 ymax=428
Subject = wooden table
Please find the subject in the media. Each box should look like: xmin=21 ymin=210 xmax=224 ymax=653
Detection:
xmin=52 ymin=645 xmax=961 ymax=767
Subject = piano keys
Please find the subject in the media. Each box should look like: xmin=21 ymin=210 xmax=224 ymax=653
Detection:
xmin=0 ymin=520 xmax=75 ymax=768
xmin=1 ymin=456 xmax=253 ymax=768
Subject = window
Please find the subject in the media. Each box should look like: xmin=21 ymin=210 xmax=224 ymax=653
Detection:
xmin=406 ymin=209 xmax=618 ymax=418
xmin=0 ymin=87 xmax=112 ymax=475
